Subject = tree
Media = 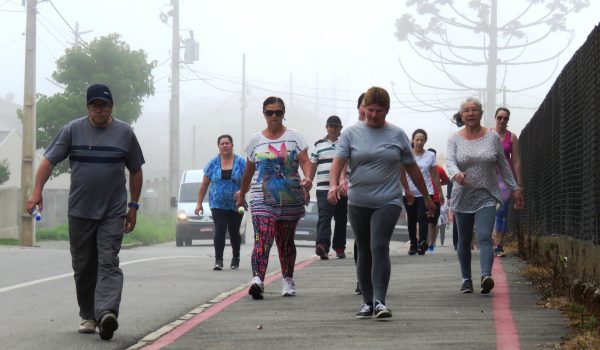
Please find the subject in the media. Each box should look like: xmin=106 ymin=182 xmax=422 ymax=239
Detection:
xmin=0 ymin=159 xmax=9 ymax=185
xmin=31 ymin=34 xmax=156 ymax=176
xmin=394 ymin=0 xmax=589 ymax=125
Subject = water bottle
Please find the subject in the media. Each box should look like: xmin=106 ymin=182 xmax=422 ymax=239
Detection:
xmin=32 ymin=205 xmax=42 ymax=222
xmin=237 ymin=206 xmax=245 ymax=215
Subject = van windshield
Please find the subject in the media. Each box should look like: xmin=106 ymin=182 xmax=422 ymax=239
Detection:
xmin=179 ymin=182 xmax=201 ymax=203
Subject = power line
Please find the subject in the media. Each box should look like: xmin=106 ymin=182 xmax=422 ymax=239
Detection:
xmin=47 ymin=0 xmax=88 ymax=47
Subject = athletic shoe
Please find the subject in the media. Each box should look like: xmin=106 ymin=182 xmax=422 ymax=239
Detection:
xmin=481 ymin=276 xmax=495 ymax=294
xmin=354 ymin=281 xmax=362 ymax=295
xmin=408 ymin=243 xmax=417 ymax=255
xmin=374 ymin=300 xmax=392 ymax=319
xmin=355 ymin=303 xmax=373 ymax=319
xmin=335 ymin=248 xmax=346 ymax=259
xmin=98 ymin=312 xmax=118 ymax=340
xmin=230 ymin=257 xmax=240 ymax=270
xmin=315 ymin=244 xmax=329 ymax=260
xmin=282 ymin=277 xmax=296 ymax=296
xmin=427 ymin=245 xmax=434 ymax=252
xmin=213 ymin=259 xmax=223 ymax=271
xmin=460 ymin=279 xmax=474 ymax=293
xmin=78 ymin=319 xmax=96 ymax=334
xmin=495 ymin=245 xmax=506 ymax=257
xmin=417 ymin=241 xmax=428 ymax=255
xmin=248 ymin=276 xmax=264 ymax=300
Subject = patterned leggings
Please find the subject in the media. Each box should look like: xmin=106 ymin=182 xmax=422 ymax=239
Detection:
xmin=251 ymin=215 xmax=298 ymax=281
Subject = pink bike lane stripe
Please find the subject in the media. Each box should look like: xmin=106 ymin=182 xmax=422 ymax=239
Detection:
xmin=492 ymin=259 xmax=520 ymax=350
xmin=142 ymin=256 xmax=319 ymax=350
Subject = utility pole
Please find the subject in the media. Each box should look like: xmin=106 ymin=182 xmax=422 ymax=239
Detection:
xmin=485 ymin=0 xmax=498 ymax=127
xmin=168 ymin=0 xmax=180 ymax=205
xmin=70 ymin=22 xmax=91 ymax=48
xmin=241 ymin=53 xmax=246 ymax=149
xmin=19 ymin=0 xmax=37 ymax=247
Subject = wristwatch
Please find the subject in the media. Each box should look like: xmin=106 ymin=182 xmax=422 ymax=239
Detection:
xmin=128 ymin=202 xmax=140 ymax=210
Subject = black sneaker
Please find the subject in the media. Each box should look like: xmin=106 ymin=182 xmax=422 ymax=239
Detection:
xmin=417 ymin=241 xmax=428 ymax=255
xmin=98 ymin=312 xmax=118 ymax=341
xmin=213 ymin=259 xmax=223 ymax=271
xmin=315 ymin=244 xmax=329 ymax=260
xmin=460 ymin=279 xmax=474 ymax=293
xmin=374 ymin=300 xmax=392 ymax=319
xmin=481 ymin=276 xmax=495 ymax=294
xmin=230 ymin=257 xmax=240 ymax=270
xmin=355 ymin=303 xmax=373 ymax=319
xmin=354 ymin=281 xmax=362 ymax=295
xmin=408 ymin=243 xmax=417 ymax=255
xmin=335 ymin=248 xmax=346 ymax=259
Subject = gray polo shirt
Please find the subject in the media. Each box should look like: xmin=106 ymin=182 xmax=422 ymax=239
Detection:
xmin=336 ymin=122 xmax=415 ymax=208
xmin=44 ymin=116 xmax=145 ymax=220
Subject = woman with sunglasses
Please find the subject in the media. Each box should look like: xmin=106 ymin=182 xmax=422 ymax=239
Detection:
xmin=446 ymin=98 xmax=524 ymax=295
xmin=491 ymin=107 xmax=523 ymax=257
xmin=195 ymin=135 xmax=246 ymax=270
xmin=236 ymin=96 xmax=312 ymax=300
xmin=328 ymin=86 xmax=434 ymax=319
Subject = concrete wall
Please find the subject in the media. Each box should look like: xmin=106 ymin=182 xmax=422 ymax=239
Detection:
xmin=0 ymin=187 xmax=18 ymax=239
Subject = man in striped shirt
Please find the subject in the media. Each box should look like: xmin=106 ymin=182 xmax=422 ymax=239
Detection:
xmin=310 ymin=115 xmax=348 ymax=259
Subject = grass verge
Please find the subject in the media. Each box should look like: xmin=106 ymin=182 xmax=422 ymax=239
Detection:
xmin=36 ymin=214 xmax=175 ymax=246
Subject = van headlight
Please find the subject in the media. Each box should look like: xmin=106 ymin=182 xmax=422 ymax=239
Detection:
xmin=177 ymin=211 xmax=188 ymax=221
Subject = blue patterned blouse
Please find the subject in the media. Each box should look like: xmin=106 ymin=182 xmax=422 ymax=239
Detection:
xmin=204 ymin=154 xmax=246 ymax=211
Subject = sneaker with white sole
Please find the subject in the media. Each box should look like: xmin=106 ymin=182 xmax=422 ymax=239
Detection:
xmin=78 ymin=319 xmax=96 ymax=334
xmin=248 ymin=276 xmax=264 ymax=300
xmin=282 ymin=277 xmax=296 ymax=296
xmin=355 ymin=303 xmax=373 ymax=319
xmin=481 ymin=275 xmax=495 ymax=294
xmin=374 ymin=300 xmax=392 ymax=319
xmin=98 ymin=312 xmax=118 ymax=340
xmin=460 ymin=279 xmax=474 ymax=293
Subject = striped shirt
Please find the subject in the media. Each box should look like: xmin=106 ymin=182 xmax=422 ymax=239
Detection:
xmin=309 ymin=136 xmax=338 ymax=191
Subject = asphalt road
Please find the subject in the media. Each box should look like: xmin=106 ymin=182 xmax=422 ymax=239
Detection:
xmin=0 ymin=240 xmax=319 ymax=350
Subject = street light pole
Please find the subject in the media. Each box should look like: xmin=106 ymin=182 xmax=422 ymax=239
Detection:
xmin=19 ymin=0 xmax=37 ymax=247
xmin=169 ymin=0 xmax=180 ymax=205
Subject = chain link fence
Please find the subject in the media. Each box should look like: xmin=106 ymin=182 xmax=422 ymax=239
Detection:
xmin=519 ymin=24 xmax=600 ymax=244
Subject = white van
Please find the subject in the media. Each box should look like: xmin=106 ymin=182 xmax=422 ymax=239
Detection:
xmin=175 ymin=169 xmax=246 ymax=246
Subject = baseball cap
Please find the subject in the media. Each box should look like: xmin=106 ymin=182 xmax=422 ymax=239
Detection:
xmin=86 ymin=84 xmax=113 ymax=103
xmin=326 ymin=115 xmax=342 ymax=127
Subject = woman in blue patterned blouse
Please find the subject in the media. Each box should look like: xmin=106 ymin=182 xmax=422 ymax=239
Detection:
xmin=195 ymin=134 xmax=247 ymax=270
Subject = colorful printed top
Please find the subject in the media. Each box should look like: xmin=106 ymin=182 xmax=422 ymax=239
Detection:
xmin=203 ymin=154 xmax=246 ymax=211
xmin=245 ymin=129 xmax=308 ymax=220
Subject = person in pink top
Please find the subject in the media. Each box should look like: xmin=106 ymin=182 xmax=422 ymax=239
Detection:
xmin=492 ymin=107 xmax=523 ymax=257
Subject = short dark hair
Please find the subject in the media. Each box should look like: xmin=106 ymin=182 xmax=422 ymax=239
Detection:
xmin=412 ymin=128 xmax=428 ymax=142
xmin=452 ymin=112 xmax=464 ymax=127
xmin=495 ymin=107 xmax=511 ymax=118
xmin=357 ymin=93 xmax=365 ymax=109
xmin=427 ymin=148 xmax=437 ymax=155
xmin=263 ymin=96 xmax=285 ymax=111
xmin=217 ymin=134 xmax=233 ymax=145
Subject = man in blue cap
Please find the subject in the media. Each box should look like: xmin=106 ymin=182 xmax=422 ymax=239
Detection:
xmin=26 ymin=83 xmax=145 ymax=341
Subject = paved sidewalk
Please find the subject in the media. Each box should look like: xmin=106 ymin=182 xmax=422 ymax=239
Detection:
xmin=137 ymin=243 xmax=567 ymax=350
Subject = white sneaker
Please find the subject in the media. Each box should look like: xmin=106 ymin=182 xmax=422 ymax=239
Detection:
xmin=249 ymin=276 xmax=264 ymax=300
xmin=78 ymin=319 xmax=96 ymax=334
xmin=282 ymin=277 xmax=296 ymax=296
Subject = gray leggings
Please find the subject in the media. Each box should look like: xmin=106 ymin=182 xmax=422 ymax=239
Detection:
xmin=348 ymin=204 xmax=401 ymax=305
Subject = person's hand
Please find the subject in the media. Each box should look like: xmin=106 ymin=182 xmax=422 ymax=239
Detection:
xmin=404 ymin=190 xmax=415 ymax=206
xmin=338 ymin=178 xmax=349 ymax=197
xmin=304 ymin=190 xmax=310 ymax=206
xmin=512 ymin=189 xmax=524 ymax=209
xmin=300 ymin=177 xmax=313 ymax=191
xmin=454 ymin=172 xmax=467 ymax=186
xmin=235 ymin=196 xmax=245 ymax=209
xmin=124 ymin=209 xmax=137 ymax=234
xmin=327 ymin=185 xmax=339 ymax=205
xmin=424 ymin=196 xmax=436 ymax=218
xmin=233 ymin=190 xmax=241 ymax=201
xmin=26 ymin=192 xmax=43 ymax=215
xmin=194 ymin=203 xmax=203 ymax=216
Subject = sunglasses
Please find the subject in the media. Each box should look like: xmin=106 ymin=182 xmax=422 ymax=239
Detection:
xmin=264 ymin=109 xmax=285 ymax=117
xmin=88 ymin=103 xmax=112 ymax=111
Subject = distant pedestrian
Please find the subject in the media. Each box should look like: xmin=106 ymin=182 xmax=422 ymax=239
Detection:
xmin=491 ymin=107 xmax=523 ymax=257
xmin=446 ymin=97 xmax=523 ymax=295
xmin=426 ymin=148 xmax=448 ymax=252
xmin=26 ymin=84 xmax=145 ymax=340
xmin=310 ymin=115 xmax=348 ymax=260
xmin=403 ymin=129 xmax=443 ymax=255
xmin=195 ymin=134 xmax=246 ymax=270
xmin=437 ymin=200 xmax=449 ymax=246
xmin=236 ymin=96 xmax=313 ymax=300
xmin=328 ymin=86 xmax=434 ymax=319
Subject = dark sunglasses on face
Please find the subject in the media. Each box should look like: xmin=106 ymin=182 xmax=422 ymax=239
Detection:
xmin=88 ymin=103 xmax=112 ymax=111
xmin=264 ymin=109 xmax=285 ymax=117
